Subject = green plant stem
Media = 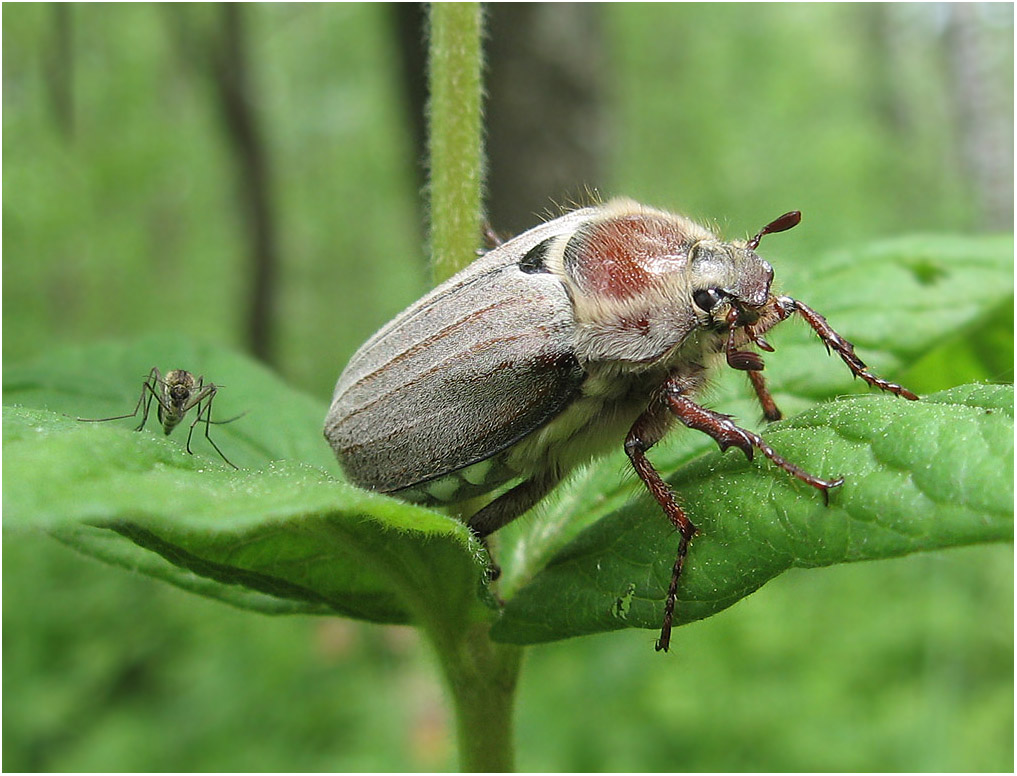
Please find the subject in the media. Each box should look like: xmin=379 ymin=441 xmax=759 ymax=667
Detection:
xmin=428 ymin=2 xmax=485 ymax=283
xmin=427 ymin=619 xmax=523 ymax=772
xmin=424 ymin=6 xmax=521 ymax=770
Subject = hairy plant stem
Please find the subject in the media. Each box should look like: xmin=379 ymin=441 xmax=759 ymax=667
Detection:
xmin=428 ymin=2 xmax=485 ymax=283
xmin=422 ymin=616 xmax=523 ymax=772
xmin=423 ymin=6 xmax=523 ymax=771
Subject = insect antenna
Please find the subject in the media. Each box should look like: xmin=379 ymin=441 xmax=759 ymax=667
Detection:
xmin=747 ymin=210 xmax=801 ymax=250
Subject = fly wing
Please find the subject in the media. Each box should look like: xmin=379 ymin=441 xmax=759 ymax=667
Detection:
xmin=325 ymin=210 xmax=596 ymax=494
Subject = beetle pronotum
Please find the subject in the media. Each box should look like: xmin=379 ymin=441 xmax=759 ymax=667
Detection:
xmin=79 ymin=366 xmax=239 ymax=469
xmin=324 ymin=198 xmax=918 ymax=651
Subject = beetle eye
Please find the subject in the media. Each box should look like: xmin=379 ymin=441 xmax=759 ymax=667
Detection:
xmin=693 ymin=288 xmax=725 ymax=312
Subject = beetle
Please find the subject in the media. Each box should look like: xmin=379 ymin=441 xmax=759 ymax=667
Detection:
xmin=323 ymin=198 xmax=918 ymax=651
xmin=79 ymin=366 xmax=239 ymax=469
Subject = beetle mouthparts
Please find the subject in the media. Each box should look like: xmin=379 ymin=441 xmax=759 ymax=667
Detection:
xmin=724 ymin=305 xmax=771 ymax=371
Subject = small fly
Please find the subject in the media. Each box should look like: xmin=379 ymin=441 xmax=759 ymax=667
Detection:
xmin=78 ymin=367 xmax=239 ymax=468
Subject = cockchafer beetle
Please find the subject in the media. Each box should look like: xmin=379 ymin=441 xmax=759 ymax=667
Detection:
xmin=324 ymin=198 xmax=918 ymax=651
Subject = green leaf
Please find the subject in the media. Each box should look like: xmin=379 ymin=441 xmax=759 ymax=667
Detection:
xmin=492 ymin=384 xmax=1013 ymax=644
xmin=3 ymin=335 xmax=487 ymax=629
xmin=3 ymin=334 xmax=336 ymax=471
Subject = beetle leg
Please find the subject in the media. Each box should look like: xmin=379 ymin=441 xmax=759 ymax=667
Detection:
xmin=663 ymin=388 xmax=844 ymax=497
xmin=724 ymin=307 xmax=783 ymax=420
xmin=724 ymin=307 xmax=766 ymax=372
xmin=624 ymin=398 xmax=692 ymax=653
xmin=643 ymin=376 xmax=846 ymax=652
xmin=467 ymin=471 xmax=562 ymax=538
xmin=747 ymin=369 xmax=782 ymax=422
xmin=776 ymin=296 xmax=919 ymax=401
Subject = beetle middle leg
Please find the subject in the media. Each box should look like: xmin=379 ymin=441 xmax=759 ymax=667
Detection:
xmin=641 ymin=375 xmax=848 ymax=653
xmin=624 ymin=398 xmax=694 ymax=653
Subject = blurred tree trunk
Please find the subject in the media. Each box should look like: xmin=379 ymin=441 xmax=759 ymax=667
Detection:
xmin=873 ymin=4 xmax=1013 ymax=232
xmin=165 ymin=4 xmax=280 ymax=365
xmin=391 ymin=3 xmax=609 ymax=240
xmin=209 ymin=4 xmax=279 ymax=364
xmin=390 ymin=3 xmax=429 ymax=201
xmin=44 ymin=4 xmax=74 ymax=139
xmin=944 ymin=4 xmax=1014 ymax=231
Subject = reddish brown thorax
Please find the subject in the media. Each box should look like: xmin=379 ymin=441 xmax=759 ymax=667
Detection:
xmin=564 ymin=215 xmax=693 ymax=300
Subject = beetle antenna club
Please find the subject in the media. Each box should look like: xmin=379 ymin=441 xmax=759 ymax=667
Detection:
xmin=324 ymin=198 xmax=918 ymax=653
xmin=78 ymin=366 xmax=239 ymax=469
xmin=747 ymin=210 xmax=801 ymax=250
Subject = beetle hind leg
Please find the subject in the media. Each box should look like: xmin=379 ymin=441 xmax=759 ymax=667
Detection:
xmin=466 ymin=472 xmax=562 ymax=538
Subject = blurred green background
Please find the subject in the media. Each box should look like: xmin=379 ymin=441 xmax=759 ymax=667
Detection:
xmin=4 ymin=3 xmax=1013 ymax=771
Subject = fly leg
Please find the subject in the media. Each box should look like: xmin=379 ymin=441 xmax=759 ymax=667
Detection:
xmin=184 ymin=380 xmax=237 ymax=469
xmin=77 ymin=366 xmax=161 ymax=431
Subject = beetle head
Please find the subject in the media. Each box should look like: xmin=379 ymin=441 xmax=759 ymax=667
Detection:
xmin=689 ymin=210 xmax=801 ymax=323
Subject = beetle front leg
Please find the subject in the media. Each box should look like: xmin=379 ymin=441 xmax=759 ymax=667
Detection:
xmin=624 ymin=401 xmax=695 ymax=653
xmin=776 ymin=296 xmax=919 ymax=401
xmin=723 ymin=307 xmax=782 ymax=421
xmin=747 ymin=370 xmax=782 ymax=422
